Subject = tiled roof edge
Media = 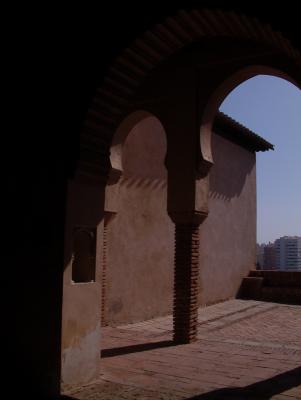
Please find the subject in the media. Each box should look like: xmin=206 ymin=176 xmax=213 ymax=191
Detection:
xmin=215 ymin=111 xmax=274 ymax=152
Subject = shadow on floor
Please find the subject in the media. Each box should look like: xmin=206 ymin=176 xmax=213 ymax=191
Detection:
xmin=28 ymin=396 xmax=77 ymax=400
xmin=56 ymin=367 xmax=301 ymax=399
xmin=188 ymin=366 xmax=301 ymax=399
xmin=101 ymin=339 xmax=175 ymax=357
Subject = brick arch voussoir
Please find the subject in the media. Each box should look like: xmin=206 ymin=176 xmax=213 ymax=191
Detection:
xmin=81 ymin=8 xmax=301 ymax=179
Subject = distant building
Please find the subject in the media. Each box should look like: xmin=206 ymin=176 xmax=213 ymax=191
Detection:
xmin=256 ymin=243 xmax=265 ymax=269
xmin=275 ymin=236 xmax=301 ymax=271
xmin=263 ymin=244 xmax=277 ymax=269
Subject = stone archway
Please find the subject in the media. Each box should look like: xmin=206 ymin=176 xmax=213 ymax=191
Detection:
xmin=61 ymin=7 xmax=301 ymax=390
xmin=79 ymin=14 xmax=300 ymax=347
xmin=80 ymin=8 xmax=300 ymax=182
xmin=199 ymin=65 xmax=301 ymax=168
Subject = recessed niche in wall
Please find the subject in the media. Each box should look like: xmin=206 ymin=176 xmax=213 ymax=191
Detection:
xmin=72 ymin=227 xmax=96 ymax=283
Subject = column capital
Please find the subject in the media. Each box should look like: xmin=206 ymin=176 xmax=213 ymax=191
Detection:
xmin=168 ymin=211 xmax=208 ymax=225
xmin=107 ymin=167 xmax=122 ymax=185
xmin=197 ymin=157 xmax=214 ymax=179
xmin=104 ymin=210 xmax=117 ymax=226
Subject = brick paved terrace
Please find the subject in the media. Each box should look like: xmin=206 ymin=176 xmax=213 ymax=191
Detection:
xmin=64 ymin=300 xmax=301 ymax=399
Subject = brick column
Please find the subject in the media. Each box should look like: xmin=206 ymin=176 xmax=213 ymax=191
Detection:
xmin=101 ymin=221 xmax=108 ymax=326
xmin=101 ymin=211 xmax=117 ymax=327
xmin=173 ymin=223 xmax=200 ymax=343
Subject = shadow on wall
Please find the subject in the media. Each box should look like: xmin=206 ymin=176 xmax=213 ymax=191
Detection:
xmin=188 ymin=366 xmax=301 ymax=399
xmin=209 ymin=132 xmax=255 ymax=202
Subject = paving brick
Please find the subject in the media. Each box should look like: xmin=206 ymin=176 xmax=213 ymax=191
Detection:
xmin=64 ymin=300 xmax=301 ymax=399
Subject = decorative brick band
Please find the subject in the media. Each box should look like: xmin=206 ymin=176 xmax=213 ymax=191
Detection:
xmin=173 ymin=223 xmax=200 ymax=343
xmin=101 ymin=222 xmax=108 ymax=326
xmin=101 ymin=211 xmax=117 ymax=326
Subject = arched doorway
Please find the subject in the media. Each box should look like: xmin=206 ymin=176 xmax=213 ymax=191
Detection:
xmin=60 ymin=7 xmax=301 ymax=392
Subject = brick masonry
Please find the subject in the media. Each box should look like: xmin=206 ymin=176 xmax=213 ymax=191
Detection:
xmin=65 ymin=300 xmax=301 ymax=399
xmin=101 ymin=222 xmax=108 ymax=327
xmin=173 ymin=224 xmax=200 ymax=344
xmin=238 ymin=270 xmax=301 ymax=304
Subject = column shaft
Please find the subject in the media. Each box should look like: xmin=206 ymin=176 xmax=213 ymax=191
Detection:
xmin=173 ymin=223 xmax=200 ymax=343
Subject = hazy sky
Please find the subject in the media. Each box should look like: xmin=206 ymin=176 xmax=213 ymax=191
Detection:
xmin=220 ymin=75 xmax=301 ymax=244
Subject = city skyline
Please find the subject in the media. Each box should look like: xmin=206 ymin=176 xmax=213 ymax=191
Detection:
xmin=220 ymin=75 xmax=301 ymax=244
xmin=256 ymin=235 xmax=301 ymax=271
xmin=257 ymin=235 xmax=301 ymax=246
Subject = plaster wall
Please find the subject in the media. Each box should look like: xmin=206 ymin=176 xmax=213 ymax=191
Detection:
xmin=105 ymin=116 xmax=174 ymax=325
xmin=61 ymin=180 xmax=104 ymax=389
xmin=105 ymin=119 xmax=256 ymax=325
xmin=199 ymin=132 xmax=257 ymax=305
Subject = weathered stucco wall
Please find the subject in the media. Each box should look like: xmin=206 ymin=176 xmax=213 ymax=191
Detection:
xmin=104 ymin=120 xmax=256 ymax=325
xmin=199 ymin=132 xmax=257 ymax=305
xmin=61 ymin=180 xmax=104 ymax=389
xmin=105 ymin=116 xmax=174 ymax=325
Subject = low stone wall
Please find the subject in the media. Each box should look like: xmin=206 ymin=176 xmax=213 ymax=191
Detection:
xmin=237 ymin=270 xmax=301 ymax=305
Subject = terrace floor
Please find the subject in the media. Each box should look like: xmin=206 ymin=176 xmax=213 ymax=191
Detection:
xmin=64 ymin=300 xmax=301 ymax=399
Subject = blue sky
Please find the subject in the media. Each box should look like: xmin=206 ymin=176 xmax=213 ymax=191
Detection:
xmin=220 ymin=75 xmax=301 ymax=244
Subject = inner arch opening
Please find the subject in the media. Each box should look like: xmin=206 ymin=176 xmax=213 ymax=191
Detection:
xmin=220 ymin=75 xmax=301 ymax=271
